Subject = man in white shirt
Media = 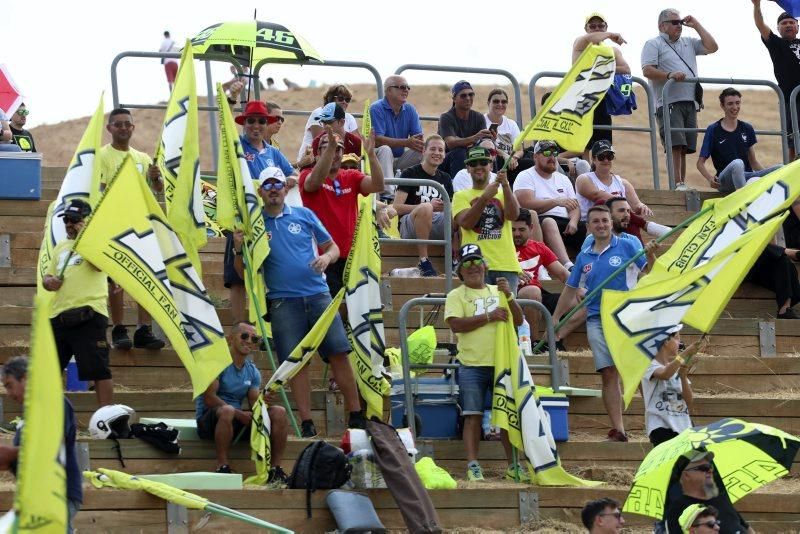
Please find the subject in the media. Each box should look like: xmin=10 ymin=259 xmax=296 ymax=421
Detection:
xmin=159 ymin=31 xmax=179 ymax=92
xmin=513 ymin=140 xmax=585 ymax=271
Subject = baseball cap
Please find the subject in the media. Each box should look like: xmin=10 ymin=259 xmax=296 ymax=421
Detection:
xmin=341 ymin=153 xmax=361 ymax=166
xmin=451 ymin=80 xmax=473 ymax=96
xmin=683 ymin=449 xmax=715 ymax=465
xmin=456 ymin=244 xmax=485 ymax=274
xmin=585 ymin=12 xmax=607 ymax=24
xmin=666 ymin=324 xmax=684 ymax=335
xmin=778 ymin=12 xmax=796 ymax=23
xmin=533 ymin=140 xmax=559 ymax=154
xmin=314 ymin=102 xmax=346 ymax=122
xmin=58 ymin=199 xmax=91 ymax=220
xmin=235 ymin=101 xmax=269 ymax=125
xmin=591 ymin=139 xmax=616 ymax=157
xmin=464 ymin=146 xmax=492 ymax=164
xmin=258 ymin=166 xmax=286 ymax=186
xmin=679 ymin=504 xmax=710 ymax=534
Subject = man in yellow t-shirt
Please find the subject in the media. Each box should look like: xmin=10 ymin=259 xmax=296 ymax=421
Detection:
xmin=42 ymin=199 xmax=114 ymax=407
xmin=97 ymin=108 xmax=166 ymax=351
xmin=444 ymin=244 xmax=523 ymax=482
xmin=453 ymin=146 xmax=521 ymax=293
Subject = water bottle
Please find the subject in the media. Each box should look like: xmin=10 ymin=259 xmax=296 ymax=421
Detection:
xmin=389 ymin=267 xmax=421 ymax=278
xmin=518 ymin=320 xmax=533 ymax=357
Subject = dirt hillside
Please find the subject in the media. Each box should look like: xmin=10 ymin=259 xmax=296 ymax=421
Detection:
xmin=31 ymin=85 xmax=787 ymax=191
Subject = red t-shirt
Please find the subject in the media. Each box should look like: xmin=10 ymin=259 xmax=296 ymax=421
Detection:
xmin=516 ymin=240 xmax=559 ymax=289
xmin=628 ymin=213 xmax=646 ymax=244
xmin=299 ymin=168 xmax=365 ymax=258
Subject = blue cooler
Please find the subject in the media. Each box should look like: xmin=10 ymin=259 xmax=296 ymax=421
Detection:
xmin=539 ymin=394 xmax=570 ymax=442
xmin=390 ymin=376 xmax=459 ymax=438
xmin=0 ymin=152 xmax=42 ymax=199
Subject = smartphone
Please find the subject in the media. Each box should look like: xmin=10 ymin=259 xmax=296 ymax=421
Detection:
xmin=489 ymin=123 xmax=499 ymax=134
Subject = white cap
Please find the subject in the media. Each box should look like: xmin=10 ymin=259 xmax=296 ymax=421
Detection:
xmin=259 ymin=166 xmax=286 ymax=186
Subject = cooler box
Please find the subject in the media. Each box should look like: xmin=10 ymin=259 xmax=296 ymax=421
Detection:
xmin=390 ymin=377 xmax=459 ymax=438
xmin=539 ymin=392 xmax=570 ymax=442
xmin=0 ymin=152 xmax=41 ymax=199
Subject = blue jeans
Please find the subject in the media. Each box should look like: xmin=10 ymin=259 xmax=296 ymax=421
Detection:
xmin=718 ymin=160 xmax=782 ymax=195
xmin=0 ymin=144 xmax=21 ymax=152
xmin=268 ymin=292 xmax=351 ymax=363
xmin=457 ymin=365 xmax=494 ymax=415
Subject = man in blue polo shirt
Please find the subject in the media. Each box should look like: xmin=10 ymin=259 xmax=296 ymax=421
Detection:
xmin=232 ymin=167 xmax=365 ymax=439
xmin=370 ymin=75 xmax=424 ymax=195
xmin=552 ymin=204 xmax=657 ymax=442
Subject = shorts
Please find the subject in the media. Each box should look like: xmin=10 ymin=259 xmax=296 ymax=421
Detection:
xmin=457 ymin=365 xmax=494 ymax=415
xmin=656 ymin=101 xmax=697 ymax=154
xmin=399 ymin=211 xmax=446 ymax=240
xmin=541 ymin=289 xmax=560 ymax=314
xmin=164 ymin=62 xmax=178 ymax=83
xmin=486 ymin=270 xmax=519 ymax=297
xmin=649 ymin=427 xmax=680 ymax=447
xmin=269 ymin=292 xmax=352 ymax=363
xmin=586 ymin=316 xmax=615 ymax=371
xmin=539 ymin=215 xmax=587 ymax=250
xmin=324 ymin=258 xmax=347 ymax=298
xmin=196 ymin=405 xmax=248 ymax=441
xmin=51 ymin=311 xmax=111 ymax=381
xmin=223 ymin=233 xmax=244 ymax=288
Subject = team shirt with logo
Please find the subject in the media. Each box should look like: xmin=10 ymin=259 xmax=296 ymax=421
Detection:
xmin=452 ymin=188 xmax=519 ymax=272
xmin=445 ymin=284 xmax=502 ymax=366
xmin=641 ymin=360 xmax=692 ymax=436
xmin=516 ymin=240 xmax=558 ymax=289
xmin=699 ymin=119 xmax=757 ymax=175
xmin=398 ymin=164 xmax=454 ymax=205
xmin=46 ymin=240 xmax=108 ymax=318
xmin=512 ymin=168 xmax=576 ymax=218
xmin=299 ymin=168 xmax=364 ymax=258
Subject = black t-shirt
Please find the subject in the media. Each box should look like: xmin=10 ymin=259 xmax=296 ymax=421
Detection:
xmin=664 ymin=493 xmax=749 ymax=534
xmin=763 ymin=32 xmax=800 ymax=104
xmin=398 ymin=164 xmax=454 ymax=208
xmin=437 ymin=108 xmax=485 ymax=143
xmin=9 ymin=126 xmax=36 ymax=152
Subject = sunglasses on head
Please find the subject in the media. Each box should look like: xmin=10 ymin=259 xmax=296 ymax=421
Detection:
xmin=334 ymin=95 xmax=352 ymax=103
xmin=685 ymin=464 xmax=714 ymax=473
xmin=63 ymin=216 xmax=83 ymax=224
xmin=693 ymin=519 xmax=721 ymax=529
xmin=461 ymin=259 xmax=484 ymax=268
xmin=491 ymin=98 xmax=508 ymax=105
xmin=596 ymin=153 xmax=615 ymax=162
xmin=240 ymin=332 xmax=262 ymax=344
xmin=246 ymin=117 xmax=268 ymax=125
xmin=539 ymin=149 xmax=559 ymax=157
xmin=16 ymin=109 xmax=30 ymax=117
xmin=466 ymin=159 xmax=491 ymax=167
xmin=389 ymin=84 xmax=411 ymax=91
xmin=261 ymin=181 xmax=285 ymax=191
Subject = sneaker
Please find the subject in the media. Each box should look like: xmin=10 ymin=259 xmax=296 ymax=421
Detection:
xmin=300 ymin=419 xmax=318 ymax=439
xmin=606 ymin=429 xmax=629 ymax=442
xmin=348 ymin=411 xmax=367 ymax=430
xmin=531 ymin=340 xmax=545 ymax=355
xmin=267 ymin=466 xmax=289 ymax=489
xmin=215 ymin=464 xmax=232 ymax=474
xmin=466 ymin=463 xmax=485 ymax=482
xmin=555 ymin=339 xmax=567 ymax=352
xmin=777 ymin=308 xmax=800 ymax=319
xmin=111 ymin=325 xmax=132 ymax=350
xmin=675 ymin=183 xmax=689 ymax=192
xmin=133 ymin=325 xmax=166 ymax=350
xmin=418 ymin=258 xmax=438 ymax=277
xmin=504 ymin=464 xmax=532 ymax=483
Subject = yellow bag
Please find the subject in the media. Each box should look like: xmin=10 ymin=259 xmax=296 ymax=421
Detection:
xmin=407 ymin=325 xmax=436 ymax=366
xmin=415 ymin=457 xmax=457 ymax=490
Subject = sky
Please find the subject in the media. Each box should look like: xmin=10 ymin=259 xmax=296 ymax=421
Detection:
xmin=3 ymin=0 xmax=791 ymax=128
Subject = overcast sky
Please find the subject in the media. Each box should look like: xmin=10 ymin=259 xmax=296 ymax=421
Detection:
xmin=4 ymin=0 xmax=790 ymax=127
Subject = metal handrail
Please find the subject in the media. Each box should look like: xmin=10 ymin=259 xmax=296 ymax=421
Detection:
xmin=394 ymin=64 xmax=524 ymax=127
xmin=529 ymin=72 xmax=661 ymax=189
xmin=661 ymin=77 xmax=789 ymax=190
xmin=787 ymin=85 xmax=800 ymax=154
xmin=397 ymin=297 xmax=561 ymax=437
xmin=251 ymin=58 xmax=384 ymax=102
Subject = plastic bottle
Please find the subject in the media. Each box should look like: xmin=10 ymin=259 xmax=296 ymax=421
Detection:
xmin=389 ymin=267 xmax=421 ymax=278
xmin=518 ymin=320 xmax=533 ymax=357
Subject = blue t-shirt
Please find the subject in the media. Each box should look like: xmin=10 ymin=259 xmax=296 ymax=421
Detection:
xmin=240 ymin=135 xmax=295 ymax=179
xmin=566 ymin=235 xmax=646 ymax=318
xmin=370 ymin=99 xmax=423 ymax=157
xmin=263 ymin=204 xmax=333 ymax=298
xmin=699 ymin=120 xmax=757 ymax=175
xmin=195 ymin=359 xmax=261 ymax=419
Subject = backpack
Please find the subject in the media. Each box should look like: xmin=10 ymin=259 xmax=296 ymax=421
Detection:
xmin=288 ymin=440 xmax=352 ymax=518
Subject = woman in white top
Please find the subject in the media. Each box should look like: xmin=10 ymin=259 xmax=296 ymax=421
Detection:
xmin=297 ymin=84 xmax=359 ymax=160
xmin=484 ymin=89 xmax=521 ymax=164
xmin=576 ymin=140 xmax=653 ymax=221
xmin=641 ymin=325 xmax=707 ymax=446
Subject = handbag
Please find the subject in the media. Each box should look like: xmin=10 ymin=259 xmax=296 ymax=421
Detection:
xmin=662 ymin=37 xmax=704 ymax=110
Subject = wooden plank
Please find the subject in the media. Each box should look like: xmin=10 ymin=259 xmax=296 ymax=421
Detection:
xmin=0 ymin=200 xmax=52 ymax=217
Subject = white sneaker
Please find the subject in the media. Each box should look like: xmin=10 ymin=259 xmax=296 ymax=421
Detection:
xmin=675 ymin=183 xmax=689 ymax=191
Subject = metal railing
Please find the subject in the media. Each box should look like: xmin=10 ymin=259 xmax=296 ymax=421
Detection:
xmin=788 ymin=85 xmax=800 ymax=152
xmin=661 ymin=77 xmax=789 ymax=190
xmin=529 ymin=72 xmax=661 ymax=189
xmin=379 ymin=178 xmax=454 ymax=292
xmin=394 ymin=64 xmax=524 ymax=127
xmin=396 ymin=297 xmax=562 ymax=437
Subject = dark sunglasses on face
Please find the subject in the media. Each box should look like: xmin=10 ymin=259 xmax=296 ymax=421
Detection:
xmin=246 ymin=117 xmax=268 ymax=125
xmin=685 ymin=464 xmax=714 ymax=473
xmin=458 ymin=92 xmax=476 ymax=99
xmin=16 ymin=109 xmax=30 ymax=117
xmin=334 ymin=95 xmax=352 ymax=103
xmin=665 ymin=19 xmax=683 ymax=26
xmin=389 ymin=85 xmax=411 ymax=91
xmin=587 ymin=23 xmax=607 ymax=30
xmin=466 ymin=159 xmax=491 ymax=167
xmin=261 ymin=182 xmax=285 ymax=191
xmin=596 ymin=153 xmax=615 ymax=162
xmin=693 ymin=519 xmax=721 ymax=529
xmin=63 ymin=216 xmax=83 ymax=224
xmin=491 ymin=98 xmax=508 ymax=105
xmin=599 ymin=511 xmax=623 ymax=520
xmin=240 ymin=332 xmax=262 ymax=344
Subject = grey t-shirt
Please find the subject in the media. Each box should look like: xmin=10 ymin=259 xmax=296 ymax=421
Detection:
xmin=641 ymin=360 xmax=692 ymax=436
xmin=437 ymin=108 xmax=485 ymax=142
xmin=641 ymin=33 xmax=708 ymax=107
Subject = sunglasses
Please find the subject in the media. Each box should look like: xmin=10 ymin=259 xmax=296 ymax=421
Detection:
xmin=466 ymin=159 xmax=491 ymax=167
xmin=111 ymin=121 xmax=133 ymax=128
xmin=587 ymin=23 xmax=607 ymax=30
xmin=693 ymin=519 xmax=721 ymax=529
xmin=240 ymin=332 xmax=263 ymax=344
xmin=458 ymin=92 xmax=476 ymax=99
xmin=389 ymin=85 xmax=411 ymax=91
xmin=334 ymin=95 xmax=352 ymax=103
xmin=63 ymin=216 xmax=83 ymax=224
xmin=261 ymin=181 xmax=285 ymax=191
xmin=599 ymin=511 xmax=623 ymax=520
xmin=491 ymin=98 xmax=508 ymax=105
xmin=685 ymin=464 xmax=714 ymax=473
xmin=246 ymin=117 xmax=268 ymax=125
xmin=333 ymin=178 xmax=343 ymax=197
xmin=664 ymin=19 xmax=684 ymax=26
xmin=538 ymin=149 xmax=559 ymax=157
xmin=16 ymin=109 xmax=30 ymax=117
xmin=461 ymin=259 xmax=484 ymax=268
xmin=596 ymin=153 xmax=615 ymax=162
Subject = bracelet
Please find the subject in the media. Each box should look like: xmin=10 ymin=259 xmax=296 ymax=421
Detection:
xmin=666 ymin=71 xmax=672 ymax=80
xmin=675 ymin=355 xmax=685 ymax=365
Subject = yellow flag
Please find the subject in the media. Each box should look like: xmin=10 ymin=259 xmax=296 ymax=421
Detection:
xmin=215 ymin=85 xmax=269 ymax=324
xmin=243 ymin=396 xmax=271 ymax=485
xmin=344 ymin=195 xmax=390 ymax=419
xmin=14 ymin=295 xmax=67 ymax=533
xmin=156 ymin=40 xmax=206 ymax=274
xmin=491 ymin=295 xmax=600 ymax=487
xmin=602 ymin=215 xmax=786 ymax=406
xmin=200 ymin=179 xmax=225 ymax=238
xmin=361 ymin=99 xmax=371 ymax=175
xmin=85 ymin=468 xmax=208 ymax=509
xmin=516 ymin=45 xmax=615 ymax=152
xmin=38 ymin=94 xmax=105 ymax=296
xmin=74 ymin=157 xmax=231 ymax=397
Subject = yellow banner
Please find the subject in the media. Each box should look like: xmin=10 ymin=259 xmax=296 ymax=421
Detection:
xmin=74 ymin=157 xmax=231 ymax=397
xmin=243 ymin=397 xmax=271 ymax=485
xmin=156 ymin=40 xmax=206 ymax=274
xmin=85 ymin=468 xmax=208 ymax=510
xmin=516 ymin=45 xmax=615 ymax=152
xmin=14 ymin=295 xmax=67 ymax=533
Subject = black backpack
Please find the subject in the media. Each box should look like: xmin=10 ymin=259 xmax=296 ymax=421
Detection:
xmin=288 ymin=440 xmax=352 ymax=518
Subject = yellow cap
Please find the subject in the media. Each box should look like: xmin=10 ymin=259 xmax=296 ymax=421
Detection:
xmin=585 ymin=12 xmax=607 ymax=24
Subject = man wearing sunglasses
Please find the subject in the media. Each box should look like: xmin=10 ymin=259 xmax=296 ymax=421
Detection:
xmin=438 ymin=80 xmax=495 ymax=178
xmin=371 ymin=75 xmax=424 ymax=187
xmin=195 ymin=320 xmax=289 ymax=482
xmin=580 ymin=497 xmax=625 ymax=533
xmin=679 ymin=505 xmax=721 ymax=534
xmin=663 ymin=450 xmax=752 ymax=534
xmin=9 ymin=103 xmax=35 ymax=152
xmin=233 ymin=166 xmax=365 ymax=437
xmin=642 ymin=9 xmax=718 ymax=191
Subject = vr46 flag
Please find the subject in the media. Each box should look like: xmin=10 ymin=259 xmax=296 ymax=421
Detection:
xmin=74 ymin=157 xmax=231 ymax=397
xmin=516 ymin=44 xmax=615 ymax=152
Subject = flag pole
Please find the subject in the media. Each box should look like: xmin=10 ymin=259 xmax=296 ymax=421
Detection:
xmin=531 ymin=204 xmax=714 ymax=353
xmin=240 ymin=241 xmax=301 ymax=437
